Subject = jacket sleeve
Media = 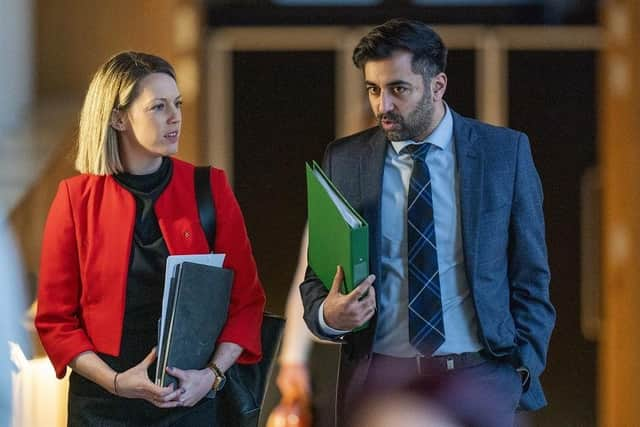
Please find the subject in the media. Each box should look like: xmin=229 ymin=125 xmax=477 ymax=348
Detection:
xmin=35 ymin=181 xmax=95 ymax=378
xmin=508 ymin=133 xmax=556 ymax=383
xmin=211 ymin=169 xmax=266 ymax=363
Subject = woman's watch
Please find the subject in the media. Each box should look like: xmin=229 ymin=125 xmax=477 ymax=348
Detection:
xmin=207 ymin=362 xmax=227 ymax=391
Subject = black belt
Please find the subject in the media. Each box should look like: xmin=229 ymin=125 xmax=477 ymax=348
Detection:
xmin=371 ymin=351 xmax=490 ymax=376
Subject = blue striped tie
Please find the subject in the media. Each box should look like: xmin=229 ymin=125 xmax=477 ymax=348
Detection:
xmin=403 ymin=143 xmax=445 ymax=355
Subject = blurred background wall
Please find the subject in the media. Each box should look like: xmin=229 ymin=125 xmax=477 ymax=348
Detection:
xmin=1 ymin=1 xmax=638 ymax=426
xmin=0 ymin=0 xmax=33 ymax=135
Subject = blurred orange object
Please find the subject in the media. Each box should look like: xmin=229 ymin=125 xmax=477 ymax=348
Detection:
xmin=265 ymin=399 xmax=312 ymax=427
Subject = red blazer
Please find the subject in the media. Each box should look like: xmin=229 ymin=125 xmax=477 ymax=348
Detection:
xmin=36 ymin=158 xmax=265 ymax=378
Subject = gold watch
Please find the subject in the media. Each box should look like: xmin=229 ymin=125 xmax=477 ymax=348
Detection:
xmin=207 ymin=362 xmax=226 ymax=391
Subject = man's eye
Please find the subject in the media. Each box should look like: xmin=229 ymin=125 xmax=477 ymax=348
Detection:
xmin=367 ymin=87 xmax=379 ymax=95
xmin=393 ymin=87 xmax=407 ymax=94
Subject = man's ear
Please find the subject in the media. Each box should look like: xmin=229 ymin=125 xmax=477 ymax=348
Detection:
xmin=110 ymin=109 xmax=127 ymax=131
xmin=431 ymin=72 xmax=447 ymax=101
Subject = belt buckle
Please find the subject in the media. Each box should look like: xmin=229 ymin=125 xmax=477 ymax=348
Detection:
xmin=446 ymin=357 xmax=455 ymax=370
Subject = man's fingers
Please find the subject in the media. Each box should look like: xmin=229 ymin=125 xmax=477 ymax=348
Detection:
xmin=329 ymin=266 xmax=344 ymax=295
xmin=350 ymin=275 xmax=376 ymax=301
xmin=363 ymin=283 xmax=376 ymax=301
xmin=362 ymin=310 xmax=375 ymax=324
xmin=366 ymin=302 xmax=377 ymax=318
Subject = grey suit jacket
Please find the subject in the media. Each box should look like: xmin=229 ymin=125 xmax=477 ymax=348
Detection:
xmin=300 ymin=110 xmax=555 ymax=417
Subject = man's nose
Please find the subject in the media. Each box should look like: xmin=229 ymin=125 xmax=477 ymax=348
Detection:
xmin=378 ymin=91 xmax=394 ymax=115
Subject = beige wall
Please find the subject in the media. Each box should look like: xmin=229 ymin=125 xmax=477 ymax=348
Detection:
xmin=37 ymin=1 xmax=172 ymax=96
xmin=36 ymin=0 xmax=203 ymax=163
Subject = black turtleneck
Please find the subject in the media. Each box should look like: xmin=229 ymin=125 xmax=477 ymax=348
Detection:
xmin=113 ymin=155 xmax=172 ymax=347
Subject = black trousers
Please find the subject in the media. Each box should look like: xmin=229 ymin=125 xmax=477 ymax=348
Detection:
xmin=360 ymin=356 xmax=523 ymax=427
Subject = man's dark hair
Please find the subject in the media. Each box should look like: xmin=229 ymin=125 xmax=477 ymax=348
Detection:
xmin=352 ymin=18 xmax=448 ymax=79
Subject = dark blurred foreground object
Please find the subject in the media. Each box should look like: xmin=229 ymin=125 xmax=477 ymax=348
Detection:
xmin=348 ymin=371 xmax=509 ymax=427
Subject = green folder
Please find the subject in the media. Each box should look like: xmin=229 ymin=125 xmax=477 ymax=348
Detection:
xmin=306 ymin=160 xmax=369 ymax=303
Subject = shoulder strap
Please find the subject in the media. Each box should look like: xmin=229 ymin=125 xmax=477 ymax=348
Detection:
xmin=194 ymin=166 xmax=216 ymax=251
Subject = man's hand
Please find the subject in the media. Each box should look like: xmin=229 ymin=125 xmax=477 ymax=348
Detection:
xmin=323 ymin=266 xmax=376 ymax=331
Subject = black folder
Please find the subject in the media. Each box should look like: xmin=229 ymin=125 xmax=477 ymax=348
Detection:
xmin=155 ymin=261 xmax=233 ymax=389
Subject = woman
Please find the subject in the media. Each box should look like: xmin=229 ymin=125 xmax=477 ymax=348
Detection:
xmin=35 ymin=51 xmax=265 ymax=426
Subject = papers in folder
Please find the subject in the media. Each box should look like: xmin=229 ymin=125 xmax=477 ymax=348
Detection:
xmin=155 ymin=254 xmax=233 ymax=390
xmin=305 ymin=161 xmax=369 ymax=296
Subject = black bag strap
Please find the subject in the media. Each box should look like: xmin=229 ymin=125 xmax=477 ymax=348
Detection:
xmin=194 ymin=166 xmax=216 ymax=251
xmin=194 ymin=166 xmax=285 ymax=427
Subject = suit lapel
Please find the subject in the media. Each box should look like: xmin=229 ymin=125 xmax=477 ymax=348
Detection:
xmin=360 ymin=129 xmax=387 ymax=280
xmin=452 ymin=111 xmax=483 ymax=286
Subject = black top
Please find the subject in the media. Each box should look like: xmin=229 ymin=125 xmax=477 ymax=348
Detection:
xmin=109 ymin=156 xmax=172 ymax=372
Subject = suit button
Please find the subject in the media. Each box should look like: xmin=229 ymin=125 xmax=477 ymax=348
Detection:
xmin=184 ymin=231 xmax=191 ymax=238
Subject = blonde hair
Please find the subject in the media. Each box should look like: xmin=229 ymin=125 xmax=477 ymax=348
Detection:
xmin=75 ymin=51 xmax=176 ymax=175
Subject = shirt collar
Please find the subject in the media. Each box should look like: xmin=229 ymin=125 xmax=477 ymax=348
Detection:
xmin=390 ymin=103 xmax=453 ymax=155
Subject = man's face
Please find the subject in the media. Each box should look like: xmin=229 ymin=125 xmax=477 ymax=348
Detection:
xmin=364 ymin=51 xmax=438 ymax=142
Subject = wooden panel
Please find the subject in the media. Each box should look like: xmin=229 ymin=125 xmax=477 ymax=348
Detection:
xmin=599 ymin=1 xmax=640 ymax=425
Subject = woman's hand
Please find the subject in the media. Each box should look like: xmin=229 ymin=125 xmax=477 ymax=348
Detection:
xmin=115 ymin=348 xmax=184 ymax=408
xmin=166 ymin=366 xmax=215 ymax=407
xmin=162 ymin=342 xmax=243 ymax=407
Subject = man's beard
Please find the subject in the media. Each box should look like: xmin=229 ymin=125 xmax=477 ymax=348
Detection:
xmin=376 ymin=92 xmax=434 ymax=142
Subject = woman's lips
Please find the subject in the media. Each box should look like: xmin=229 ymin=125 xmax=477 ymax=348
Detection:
xmin=164 ymin=130 xmax=179 ymax=143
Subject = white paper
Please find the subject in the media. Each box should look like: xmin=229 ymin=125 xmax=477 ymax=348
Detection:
xmin=313 ymin=168 xmax=362 ymax=228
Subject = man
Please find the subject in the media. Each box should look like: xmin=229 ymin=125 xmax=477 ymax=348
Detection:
xmin=300 ymin=19 xmax=555 ymax=426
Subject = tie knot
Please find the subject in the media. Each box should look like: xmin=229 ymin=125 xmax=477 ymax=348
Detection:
xmin=402 ymin=143 xmax=431 ymax=161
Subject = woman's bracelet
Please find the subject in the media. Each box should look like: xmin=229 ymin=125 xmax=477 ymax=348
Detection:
xmin=113 ymin=372 xmax=120 ymax=396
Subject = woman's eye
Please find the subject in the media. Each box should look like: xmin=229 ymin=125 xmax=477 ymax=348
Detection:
xmin=152 ymin=103 xmax=164 ymax=111
xmin=175 ymin=100 xmax=183 ymax=108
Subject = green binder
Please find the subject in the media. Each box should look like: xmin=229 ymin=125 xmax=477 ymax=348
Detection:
xmin=305 ymin=160 xmax=369 ymax=298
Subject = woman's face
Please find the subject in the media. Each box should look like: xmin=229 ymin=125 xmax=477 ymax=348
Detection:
xmin=114 ymin=72 xmax=182 ymax=174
